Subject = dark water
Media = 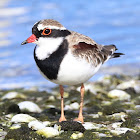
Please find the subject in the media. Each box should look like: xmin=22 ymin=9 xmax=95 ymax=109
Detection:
xmin=0 ymin=0 xmax=140 ymax=89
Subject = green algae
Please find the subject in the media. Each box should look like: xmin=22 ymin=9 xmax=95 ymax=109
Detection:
xmin=5 ymin=124 xmax=44 ymax=140
xmin=0 ymin=74 xmax=140 ymax=139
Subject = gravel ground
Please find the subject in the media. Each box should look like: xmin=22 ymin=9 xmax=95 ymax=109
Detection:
xmin=0 ymin=74 xmax=140 ymax=140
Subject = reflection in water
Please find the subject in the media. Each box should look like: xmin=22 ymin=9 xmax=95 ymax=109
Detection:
xmin=0 ymin=0 xmax=140 ymax=89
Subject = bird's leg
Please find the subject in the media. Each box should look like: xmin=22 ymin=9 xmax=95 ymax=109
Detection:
xmin=59 ymin=85 xmax=67 ymax=122
xmin=74 ymin=83 xmax=85 ymax=124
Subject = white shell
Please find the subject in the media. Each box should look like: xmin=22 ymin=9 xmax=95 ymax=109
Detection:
xmin=70 ymin=132 xmax=83 ymax=139
xmin=108 ymin=89 xmax=131 ymax=100
xmin=64 ymin=102 xmax=79 ymax=110
xmin=36 ymin=127 xmax=59 ymax=138
xmin=28 ymin=120 xmax=46 ymax=130
xmin=1 ymin=92 xmax=26 ymax=100
xmin=11 ymin=114 xmax=36 ymax=123
xmin=42 ymin=121 xmax=51 ymax=127
xmin=110 ymin=128 xmax=136 ymax=135
xmin=117 ymin=80 xmax=140 ymax=94
xmin=18 ymin=101 xmax=42 ymax=113
xmin=82 ymin=122 xmax=105 ymax=130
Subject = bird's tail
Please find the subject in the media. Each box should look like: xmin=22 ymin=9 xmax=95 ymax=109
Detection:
xmin=111 ymin=52 xmax=124 ymax=58
xmin=103 ymin=44 xmax=124 ymax=59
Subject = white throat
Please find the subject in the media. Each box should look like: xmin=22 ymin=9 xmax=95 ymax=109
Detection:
xmin=35 ymin=37 xmax=64 ymax=60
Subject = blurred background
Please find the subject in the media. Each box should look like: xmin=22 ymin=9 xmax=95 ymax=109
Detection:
xmin=0 ymin=0 xmax=140 ymax=90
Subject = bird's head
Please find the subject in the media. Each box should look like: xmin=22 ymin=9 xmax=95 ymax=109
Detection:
xmin=21 ymin=19 xmax=71 ymax=46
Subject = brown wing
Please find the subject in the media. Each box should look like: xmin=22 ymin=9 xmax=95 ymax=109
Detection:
xmin=72 ymin=42 xmax=117 ymax=66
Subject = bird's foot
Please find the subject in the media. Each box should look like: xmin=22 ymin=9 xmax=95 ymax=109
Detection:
xmin=59 ymin=116 xmax=67 ymax=122
xmin=74 ymin=116 xmax=84 ymax=124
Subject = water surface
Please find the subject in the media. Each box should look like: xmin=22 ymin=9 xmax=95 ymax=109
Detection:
xmin=0 ymin=0 xmax=140 ymax=89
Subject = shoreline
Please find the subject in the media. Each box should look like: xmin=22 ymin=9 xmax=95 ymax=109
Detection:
xmin=0 ymin=74 xmax=140 ymax=139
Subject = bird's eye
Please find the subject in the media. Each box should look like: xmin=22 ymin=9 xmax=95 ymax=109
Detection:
xmin=42 ymin=28 xmax=52 ymax=35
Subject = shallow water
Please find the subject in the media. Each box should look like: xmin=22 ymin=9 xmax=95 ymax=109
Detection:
xmin=0 ymin=0 xmax=140 ymax=89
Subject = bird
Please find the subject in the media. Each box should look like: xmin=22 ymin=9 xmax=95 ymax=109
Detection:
xmin=21 ymin=19 xmax=124 ymax=123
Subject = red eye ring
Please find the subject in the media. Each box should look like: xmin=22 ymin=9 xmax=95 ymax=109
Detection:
xmin=42 ymin=28 xmax=52 ymax=35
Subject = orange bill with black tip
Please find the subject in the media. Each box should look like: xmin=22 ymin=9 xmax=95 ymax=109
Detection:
xmin=21 ymin=34 xmax=37 ymax=45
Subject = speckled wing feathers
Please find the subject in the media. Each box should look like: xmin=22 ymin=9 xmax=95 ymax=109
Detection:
xmin=67 ymin=31 xmax=117 ymax=66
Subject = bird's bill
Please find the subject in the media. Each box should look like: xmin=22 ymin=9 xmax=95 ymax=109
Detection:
xmin=21 ymin=34 xmax=37 ymax=45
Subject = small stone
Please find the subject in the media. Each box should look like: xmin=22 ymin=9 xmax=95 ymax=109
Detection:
xmin=54 ymin=124 xmax=64 ymax=133
xmin=89 ymin=114 xmax=99 ymax=118
xmin=18 ymin=101 xmax=42 ymax=113
xmin=108 ymin=89 xmax=131 ymax=100
xmin=111 ymin=122 xmax=122 ymax=129
xmin=70 ymin=132 xmax=83 ymax=139
xmin=125 ymin=110 xmax=135 ymax=114
xmin=101 ymin=101 xmax=112 ymax=106
xmin=10 ymin=123 xmax=21 ymax=129
xmin=110 ymin=128 xmax=136 ymax=135
xmin=135 ymin=105 xmax=140 ymax=110
xmin=64 ymin=102 xmax=79 ymax=110
xmin=0 ymin=131 xmax=7 ymax=140
xmin=42 ymin=121 xmax=51 ymax=127
xmin=5 ymin=114 xmax=13 ymax=119
xmin=108 ymin=112 xmax=127 ymax=121
xmin=117 ymin=80 xmax=140 ymax=94
xmin=46 ymin=105 xmax=55 ymax=108
xmin=98 ymin=75 xmax=122 ymax=88
xmin=11 ymin=114 xmax=36 ymax=123
xmin=83 ymin=122 xmax=105 ymax=130
xmin=47 ymin=96 xmax=55 ymax=101
xmin=25 ymin=86 xmax=38 ymax=91
xmin=28 ymin=120 xmax=46 ymax=130
xmin=98 ymin=133 xmax=107 ymax=137
xmin=36 ymin=127 xmax=59 ymax=138
xmin=1 ymin=92 xmax=26 ymax=100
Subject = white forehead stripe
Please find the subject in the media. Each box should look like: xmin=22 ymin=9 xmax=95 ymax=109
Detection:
xmin=37 ymin=24 xmax=66 ymax=31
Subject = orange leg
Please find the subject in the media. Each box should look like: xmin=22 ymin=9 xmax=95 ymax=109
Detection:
xmin=74 ymin=83 xmax=85 ymax=123
xmin=59 ymin=85 xmax=67 ymax=122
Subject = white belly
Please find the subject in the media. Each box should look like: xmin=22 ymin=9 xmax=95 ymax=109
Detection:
xmin=51 ymin=51 xmax=102 ymax=86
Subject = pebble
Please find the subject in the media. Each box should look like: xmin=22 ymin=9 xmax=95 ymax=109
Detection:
xmin=117 ymin=80 xmax=140 ymax=94
xmin=92 ymin=132 xmax=107 ymax=138
xmin=0 ymin=131 xmax=7 ymax=140
xmin=111 ymin=122 xmax=122 ymax=129
xmin=11 ymin=114 xmax=36 ymax=123
xmin=36 ymin=127 xmax=59 ymax=138
xmin=108 ymin=89 xmax=131 ymax=100
xmin=110 ymin=128 xmax=136 ymax=135
xmin=42 ymin=121 xmax=51 ymax=127
xmin=10 ymin=123 xmax=21 ymax=129
xmin=1 ymin=92 xmax=26 ymax=100
xmin=83 ymin=122 xmax=105 ymax=130
xmin=5 ymin=114 xmax=14 ymax=119
xmin=98 ymin=133 xmax=107 ymax=137
xmin=125 ymin=109 xmax=135 ymax=114
xmin=89 ymin=114 xmax=99 ymax=118
xmin=98 ymin=75 xmax=112 ymax=85
xmin=64 ymin=102 xmax=79 ymax=110
xmin=135 ymin=105 xmax=140 ymax=110
xmin=108 ymin=112 xmax=127 ymax=121
xmin=46 ymin=105 xmax=56 ymax=108
xmin=101 ymin=101 xmax=112 ymax=106
xmin=70 ymin=132 xmax=83 ymax=139
xmin=47 ymin=96 xmax=55 ymax=101
xmin=18 ymin=101 xmax=42 ymax=113
xmin=28 ymin=120 xmax=46 ymax=130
